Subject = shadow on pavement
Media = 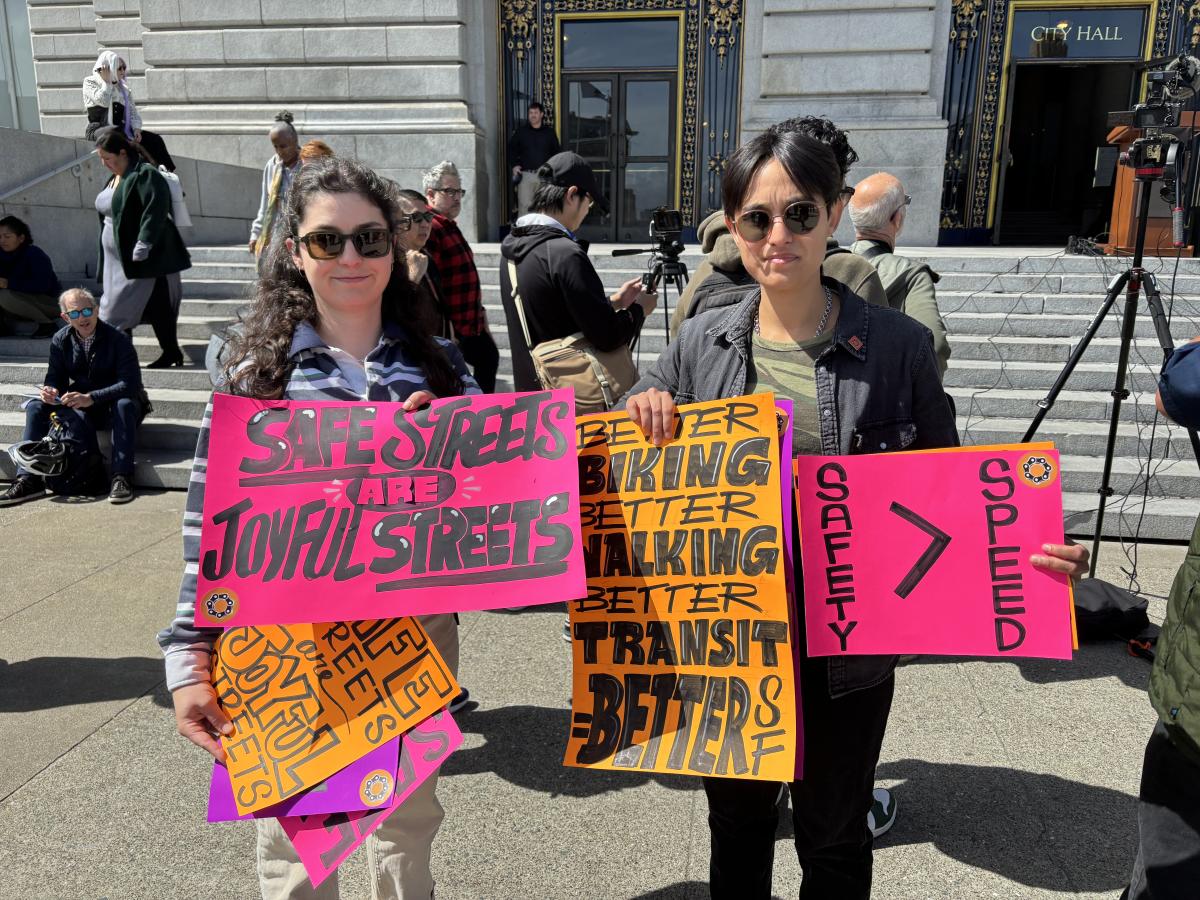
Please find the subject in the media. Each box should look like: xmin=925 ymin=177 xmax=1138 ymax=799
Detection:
xmin=627 ymin=882 xmax=710 ymax=899
xmin=0 ymin=656 xmax=170 ymax=711
xmin=836 ymin=758 xmax=1137 ymax=893
xmin=903 ymin=641 xmax=1153 ymax=690
xmin=443 ymin=704 xmax=699 ymax=797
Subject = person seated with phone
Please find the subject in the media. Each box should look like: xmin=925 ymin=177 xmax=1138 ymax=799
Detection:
xmin=0 ymin=288 xmax=146 ymax=506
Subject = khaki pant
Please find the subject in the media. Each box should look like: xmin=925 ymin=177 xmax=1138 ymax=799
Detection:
xmin=0 ymin=288 xmax=58 ymax=325
xmin=255 ymin=613 xmax=460 ymax=900
xmin=516 ymin=170 xmax=540 ymax=216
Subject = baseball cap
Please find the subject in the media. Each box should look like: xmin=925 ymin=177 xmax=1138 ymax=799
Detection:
xmin=537 ymin=151 xmax=610 ymax=215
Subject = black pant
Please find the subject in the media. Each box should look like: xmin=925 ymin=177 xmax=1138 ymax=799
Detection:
xmin=703 ymin=655 xmax=895 ymax=900
xmin=142 ymin=277 xmax=180 ymax=355
xmin=457 ymin=330 xmax=499 ymax=393
xmin=1123 ymin=721 xmax=1200 ymax=900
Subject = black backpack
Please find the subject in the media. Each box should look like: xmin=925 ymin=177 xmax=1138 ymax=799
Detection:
xmin=1073 ymin=578 xmax=1152 ymax=642
xmin=10 ymin=411 xmax=108 ymax=497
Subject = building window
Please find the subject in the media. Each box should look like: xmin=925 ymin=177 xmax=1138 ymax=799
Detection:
xmin=0 ymin=0 xmax=39 ymax=132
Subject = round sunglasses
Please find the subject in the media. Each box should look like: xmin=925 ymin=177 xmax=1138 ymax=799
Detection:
xmin=733 ymin=201 xmax=822 ymax=242
xmin=296 ymin=228 xmax=392 ymax=260
xmin=64 ymin=307 xmax=95 ymax=319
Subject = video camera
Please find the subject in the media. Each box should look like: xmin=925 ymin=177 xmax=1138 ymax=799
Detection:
xmin=614 ymin=207 xmax=686 ymax=293
xmin=1116 ymin=53 xmax=1200 ymax=245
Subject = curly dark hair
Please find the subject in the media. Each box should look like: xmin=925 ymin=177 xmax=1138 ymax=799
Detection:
xmin=224 ymin=157 xmax=464 ymax=400
xmin=767 ymin=116 xmax=859 ymax=182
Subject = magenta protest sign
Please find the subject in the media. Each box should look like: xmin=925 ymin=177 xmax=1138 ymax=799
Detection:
xmin=195 ymin=391 xmax=585 ymax=626
xmin=795 ymin=444 xmax=1073 ymax=659
xmin=281 ymin=710 xmax=463 ymax=888
xmin=207 ymin=737 xmax=400 ymax=822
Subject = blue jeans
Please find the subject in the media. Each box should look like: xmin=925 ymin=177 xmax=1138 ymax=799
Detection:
xmin=22 ymin=398 xmax=140 ymax=477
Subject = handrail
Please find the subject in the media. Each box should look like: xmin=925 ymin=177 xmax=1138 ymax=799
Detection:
xmin=0 ymin=150 xmax=96 ymax=202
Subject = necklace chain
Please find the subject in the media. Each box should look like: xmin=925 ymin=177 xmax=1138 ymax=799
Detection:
xmin=754 ymin=285 xmax=834 ymax=339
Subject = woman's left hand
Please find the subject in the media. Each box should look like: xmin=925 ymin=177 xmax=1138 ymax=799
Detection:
xmin=1030 ymin=541 xmax=1089 ymax=581
xmin=402 ymin=390 xmax=435 ymax=412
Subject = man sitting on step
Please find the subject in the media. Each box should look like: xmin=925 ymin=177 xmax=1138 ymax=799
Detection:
xmin=1 ymin=287 xmax=145 ymax=506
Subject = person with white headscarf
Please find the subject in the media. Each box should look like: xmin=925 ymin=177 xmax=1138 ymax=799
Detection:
xmin=82 ymin=51 xmax=175 ymax=171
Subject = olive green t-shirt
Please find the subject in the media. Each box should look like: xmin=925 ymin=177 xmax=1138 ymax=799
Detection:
xmin=745 ymin=329 xmax=833 ymax=455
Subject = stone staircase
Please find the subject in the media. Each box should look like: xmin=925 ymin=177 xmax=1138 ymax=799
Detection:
xmin=2 ymin=244 xmax=1199 ymax=540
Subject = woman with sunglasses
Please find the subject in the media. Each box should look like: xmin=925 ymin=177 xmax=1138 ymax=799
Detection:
xmin=395 ymin=188 xmax=454 ymax=341
xmin=159 ymin=157 xmax=477 ymax=899
xmin=623 ymin=129 xmax=1089 ymax=899
xmin=94 ymin=127 xmax=190 ymax=368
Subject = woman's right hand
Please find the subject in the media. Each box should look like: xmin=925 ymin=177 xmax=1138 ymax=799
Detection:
xmin=247 ymin=238 xmax=257 ymax=255
xmin=626 ymin=387 xmax=676 ymax=446
xmin=172 ymin=681 xmax=233 ymax=761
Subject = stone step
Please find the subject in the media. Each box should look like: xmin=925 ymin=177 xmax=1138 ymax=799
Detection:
xmin=1060 ymin=491 xmax=1198 ymax=541
xmin=943 ymin=311 xmax=1200 ymax=340
xmin=178 ymin=278 xmax=254 ymax=300
xmin=1058 ymin=453 xmax=1200 ymax=499
xmin=945 ymin=386 xmax=1155 ymax=422
xmin=0 ymin=410 xmax=199 ymax=451
xmin=0 ymin=336 xmax=212 ymax=366
xmin=957 ymin=415 xmax=1198 ymax=460
xmin=0 ymin=359 xmax=216 ymax=391
xmin=0 ymin=384 xmax=210 ymax=419
xmin=949 ymin=334 xmax=1182 ymax=364
xmin=0 ymin=444 xmax=195 ymax=490
xmin=942 ymin=359 xmax=1163 ymax=392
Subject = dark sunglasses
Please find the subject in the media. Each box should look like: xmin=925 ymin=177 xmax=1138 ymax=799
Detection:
xmin=64 ymin=307 xmax=95 ymax=319
xmin=406 ymin=211 xmax=435 ymax=224
xmin=733 ymin=201 xmax=822 ymax=242
xmin=296 ymin=229 xmax=392 ymax=260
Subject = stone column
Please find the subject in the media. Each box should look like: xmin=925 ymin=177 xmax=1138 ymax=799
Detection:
xmin=740 ymin=0 xmax=952 ymax=246
xmin=136 ymin=0 xmax=497 ymax=241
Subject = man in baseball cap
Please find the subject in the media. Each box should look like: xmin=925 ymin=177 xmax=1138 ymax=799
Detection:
xmin=535 ymin=151 xmax=611 ymax=215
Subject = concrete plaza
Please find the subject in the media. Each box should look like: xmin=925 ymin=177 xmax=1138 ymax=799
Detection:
xmin=0 ymin=491 xmax=1183 ymax=899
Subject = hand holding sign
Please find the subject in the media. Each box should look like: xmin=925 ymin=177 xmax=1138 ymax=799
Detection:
xmin=796 ymin=445 xmax=1076 ymax=659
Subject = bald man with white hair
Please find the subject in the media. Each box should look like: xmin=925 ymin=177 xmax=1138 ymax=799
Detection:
xmin=849 ymin=173 xmax=951 ymax=377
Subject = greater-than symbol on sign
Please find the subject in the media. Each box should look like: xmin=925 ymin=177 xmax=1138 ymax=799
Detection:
xmin=888 ymin=501 xmax=952 ymax=599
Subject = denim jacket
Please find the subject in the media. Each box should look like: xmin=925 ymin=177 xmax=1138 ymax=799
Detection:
xmin=628 ymin=279 xmax=960 ymax=697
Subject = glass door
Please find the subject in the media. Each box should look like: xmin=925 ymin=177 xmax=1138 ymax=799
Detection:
xmin=563 ymin=73 xmax=676 ymax=243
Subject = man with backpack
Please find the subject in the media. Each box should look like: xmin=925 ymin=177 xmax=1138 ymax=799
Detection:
xmin=1121 ymin=338 xmax=1200 ymax=899
xmin=1 ymin=287 xmax=146 ymax=506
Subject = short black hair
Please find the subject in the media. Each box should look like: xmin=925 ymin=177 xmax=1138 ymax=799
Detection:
xmin=767 ymin=116 xmax=858 ymax=181
xmin=0 ymin=215 xmax=32 ymax=244
xmin=528 ymin=101 xmax=546 ymax=114
xmin=529 ymin=181 xmax=569 ymax=214
xmin=722 ymin=130 xmax=843 ymax=217
xmin=397 ymin=188 xmax=428 ymax=207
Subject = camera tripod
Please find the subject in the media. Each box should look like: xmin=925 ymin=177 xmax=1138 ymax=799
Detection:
xmin=612 ymin=248 xmax=689 ymax=357
xmin=1023 ymin=162 xmax=1200 ymax=575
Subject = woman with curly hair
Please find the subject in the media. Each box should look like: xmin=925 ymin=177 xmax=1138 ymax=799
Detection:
xmin=159 ymin=156 xmax=476 ymax=899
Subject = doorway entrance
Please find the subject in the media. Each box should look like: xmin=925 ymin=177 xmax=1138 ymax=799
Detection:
xmin=558 ymin=15 xmax=681 ymax=243
xmin=997 ymin=62 xmax=1137 ymax=244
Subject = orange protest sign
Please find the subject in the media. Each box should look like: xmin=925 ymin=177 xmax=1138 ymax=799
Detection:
xmin=565 ymin=394 xmax=797 ymax=781
xmin=213 ymin=617 xmax=458 ymax=815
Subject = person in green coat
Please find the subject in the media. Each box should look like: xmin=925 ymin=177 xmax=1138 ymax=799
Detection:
xmin=1121 ymin=338 xmax=1200 ymax=900
xmin=94 ymin=127 xmax=191 ymax=368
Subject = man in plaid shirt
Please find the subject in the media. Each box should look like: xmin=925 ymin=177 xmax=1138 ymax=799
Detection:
xmin=423 ymin=160 xmax=499 ymax=392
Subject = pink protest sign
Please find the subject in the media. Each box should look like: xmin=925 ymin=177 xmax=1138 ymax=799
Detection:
xmin=796 ymin=444 xmax=1072 ymax=659
xmin=207 ymin=737 xmax=400 ymax=822
xmin=195 ymin=391 xmax=585 ymax=626
xmin=280 ymin=710 xmax=463 ymax=889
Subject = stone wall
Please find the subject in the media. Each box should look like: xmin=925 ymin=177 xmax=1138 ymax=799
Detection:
xmin=740 ymin=0 xmax=952 ymax=246
xmin=0 ymin=125 xmax=259 ymax=278
xmin=134 ymin=0 xmax=498 ymax=240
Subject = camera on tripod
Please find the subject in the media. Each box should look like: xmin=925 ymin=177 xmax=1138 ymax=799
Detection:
xmin=611 ymin=207 xmax=690 ymax=344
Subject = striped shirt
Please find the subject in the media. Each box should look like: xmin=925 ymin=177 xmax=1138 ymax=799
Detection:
xmin=156 ymin=320 xmax=480 ymax=691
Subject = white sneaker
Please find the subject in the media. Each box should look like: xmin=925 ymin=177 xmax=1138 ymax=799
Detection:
xmin=867 ymin=787 xmax=897 ymax=838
